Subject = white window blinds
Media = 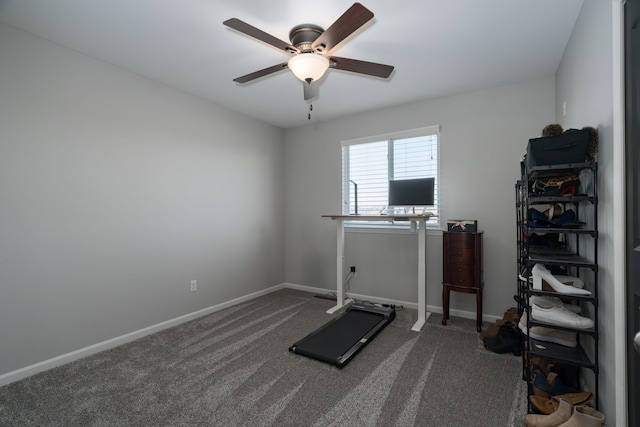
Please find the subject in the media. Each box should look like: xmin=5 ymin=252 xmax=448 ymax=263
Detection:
xmin=341 ymin=126 xmax=440 ymax=227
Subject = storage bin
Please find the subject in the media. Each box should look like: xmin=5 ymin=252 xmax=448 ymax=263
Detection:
xmin=525 ymin=128 xmax=589 ymax=169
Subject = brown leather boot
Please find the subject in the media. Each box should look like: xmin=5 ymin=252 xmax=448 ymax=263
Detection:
xmin=524 ymin=398 xmax=572 ymax=427
xmin=557 ymin=405 xmax=605 ymax=426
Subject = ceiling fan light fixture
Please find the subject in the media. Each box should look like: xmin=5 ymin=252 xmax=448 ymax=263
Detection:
xmin=288 ymin=53 xmax=329 ymax=83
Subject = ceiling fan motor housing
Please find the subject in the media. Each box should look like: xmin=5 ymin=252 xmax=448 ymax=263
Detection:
xmin=289 ymin=24 xmax=325 ymax=52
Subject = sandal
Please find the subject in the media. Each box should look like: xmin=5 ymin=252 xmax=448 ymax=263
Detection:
xmin=543 ymin=204 xmax=563 ymax=220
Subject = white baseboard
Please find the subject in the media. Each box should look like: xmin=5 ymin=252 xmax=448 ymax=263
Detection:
xmin=0 ymin=282 xmax=501 ymax=387
xmin=282 ymin=282 xmax=501 ymax=323
xmin=0 ymin=284 xmax=285 ymax=387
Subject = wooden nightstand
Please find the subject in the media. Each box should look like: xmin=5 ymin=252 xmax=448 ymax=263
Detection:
xmin=441 ymin=231 xmax=484 ymax=332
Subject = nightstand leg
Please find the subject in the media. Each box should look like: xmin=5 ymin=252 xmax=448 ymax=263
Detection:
xmin=476 ymin=289 xmax=483 ymax=332
xmin=442 ymin=285 xmax=449 ymax=325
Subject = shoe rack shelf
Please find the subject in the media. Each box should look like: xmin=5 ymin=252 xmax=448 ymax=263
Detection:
xmin=515 ymin=161 xmax=599 ymax=412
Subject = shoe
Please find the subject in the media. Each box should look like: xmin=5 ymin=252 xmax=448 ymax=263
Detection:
xmin=530 ymin=295 xmax=581 ymax=314
xmin=531 ymin=173 xmax=581 ymax=196
xmin=557 ymin=405 xmax=605 ymax=426
xmin=529 ymin=393 xmax=594 ymax=415
xmin=551 ymin=209 xmax=586 ymax=228
xmin=479 ymin=308 xmax=519 ymax=339
xmin=527 ymin=209 xmax=585 ymax=228
xmin=521 ymin=265 xmax=586 ymax=291
xmin=519 ymin=312 xmax=577 ymax=347
xmin=531 ymin=365 xmax=580 ymax=396
xmin=528 ymin=356 xmax=555 ymax=377
xmin=541 ymin=275 xmax=586 ymax=293
xmin=531 ymin=264 xmax=591 ymax=295
xmin=531 ymin=304 xmax=594 ymax=329
xmin=479 ymin=321 xmax=500 ymax=339
xmin=526 ymin=204 xmax=564 ymax=223
xmin=483 ymin=323 xmax=522 ymax=355
xmin=524 ymin=397 xmax=573 ymax=427
xmin=543 ymin=204 xmax=564 ymax=220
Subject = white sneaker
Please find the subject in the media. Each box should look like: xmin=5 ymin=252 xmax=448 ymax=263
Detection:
xmin=518 ymin=312 xmax=577 ymax=347
xmin=531 ymin=304 xmax=594 ymax=329
xmin=530 ymin=295 xmax=581 ymax=314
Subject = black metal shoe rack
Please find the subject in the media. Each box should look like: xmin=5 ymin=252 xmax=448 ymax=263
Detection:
xmin=515 ymin=161 xmax=599 ymax=412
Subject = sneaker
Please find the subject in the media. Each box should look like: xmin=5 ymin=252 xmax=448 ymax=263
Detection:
xmin=530 ymin=295 xmax=581 ymax=314
xmin=518 ymin=312 xmax=577 ymax=347
xmin=531 ymin=305 xmax=594 ymax=329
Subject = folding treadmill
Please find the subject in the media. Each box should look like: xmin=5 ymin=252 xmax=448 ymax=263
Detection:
xmin=289 ymin=303 xmax=395 ymax=368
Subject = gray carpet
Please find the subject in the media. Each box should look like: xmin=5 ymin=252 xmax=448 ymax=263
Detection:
xmin=0 ymin=289 xmax=527 ymax=426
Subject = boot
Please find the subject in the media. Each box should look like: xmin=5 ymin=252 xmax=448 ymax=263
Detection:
xmin=483 ymin=322 xmax=522 ymax=355
xmin=479 ymin=308 xmax=519 ymax=339
xmin=529 ymin=393 xmax=594 ymax=415
xmin=557 ymin=405 xmax=605 ymax=426
xmin=524 ymin=398 xmax=572 ymax=427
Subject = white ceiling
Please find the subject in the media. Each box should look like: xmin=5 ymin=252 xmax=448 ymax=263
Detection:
xmin=0 ymin=0 xmax=584 ymax=129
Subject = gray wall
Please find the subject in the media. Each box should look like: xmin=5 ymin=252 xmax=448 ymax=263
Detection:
xmin=1 ymin=4 xmax=622 ymax=421
xmin=555 ymin=0 xmax=617 ymax=423
xmin=0 ymin=23 xmax=285 ymax=376
xmin=283 ymin=77 xmax=556 ymax=319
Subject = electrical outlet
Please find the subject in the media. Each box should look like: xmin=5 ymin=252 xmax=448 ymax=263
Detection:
xmin=350 ymin=266 xmax=357 ymax=275
xmin=190 ymin=280 xmax=197 ymax=292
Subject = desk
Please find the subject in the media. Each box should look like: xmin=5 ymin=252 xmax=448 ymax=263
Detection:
xmin=321 ymin=214 xmax=433 ymax=331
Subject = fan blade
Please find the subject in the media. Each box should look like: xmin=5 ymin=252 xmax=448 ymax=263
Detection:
xmin=233 ymin=62 xmax=288 ymax=83
xmin=329 ymin=56 xmax=394 ymax=78
xmin=303 ymin=81 xmax=319 ymax=100
xmin=312 ymin=3 xmax=374 ymax=53
xmin=224 ymin=18 xmax=299 ymax=54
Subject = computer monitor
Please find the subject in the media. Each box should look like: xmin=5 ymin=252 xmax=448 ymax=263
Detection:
xmin=388 ymin=177 xmax=435 ymax=206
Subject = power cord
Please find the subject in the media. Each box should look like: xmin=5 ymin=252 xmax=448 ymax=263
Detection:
xmin=344 ymin=271 xmax=355 ymax=303
xmin=341 ymin=272 xmax=404 ymax=310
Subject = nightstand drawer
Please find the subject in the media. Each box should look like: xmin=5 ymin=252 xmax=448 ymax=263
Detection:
xmin=445 ymin=232 xmax=475 ymax=242
xmin=447 ymin=248 xmax=474 ymax=264
xmin=446 ymin=267 xmax=476 ymax=286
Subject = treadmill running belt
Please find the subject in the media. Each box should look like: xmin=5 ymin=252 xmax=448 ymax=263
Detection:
xmin=289 ymin=304 xmax=395 ymax=368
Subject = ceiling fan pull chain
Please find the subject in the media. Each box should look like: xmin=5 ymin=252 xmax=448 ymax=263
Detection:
xmin=308 ymin=103 xmax=313 ymax=120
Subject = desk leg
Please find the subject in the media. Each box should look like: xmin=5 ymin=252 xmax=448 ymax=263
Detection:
xmin=411 ymin=220 xmax=431 ymax=331
xmin=327 ymin=219 xmax=347 ymax=314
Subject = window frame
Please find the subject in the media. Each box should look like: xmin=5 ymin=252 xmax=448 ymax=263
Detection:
xmin=340 ymin=125 xmax=441 ymax=230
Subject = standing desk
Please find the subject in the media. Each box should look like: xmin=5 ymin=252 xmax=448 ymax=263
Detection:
xmin=321 ymin=214 xmax=433 ymax=332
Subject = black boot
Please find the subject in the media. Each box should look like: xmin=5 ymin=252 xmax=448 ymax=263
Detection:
xmin=483 ymin=322 xmax=522 ymax=355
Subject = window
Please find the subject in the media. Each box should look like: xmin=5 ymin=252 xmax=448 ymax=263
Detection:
xmin=341 ymin=126 xmax=440 ymax=228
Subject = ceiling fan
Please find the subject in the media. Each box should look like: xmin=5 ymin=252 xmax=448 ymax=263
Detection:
xmin=223 ymin=2 xmax=394 ymax=101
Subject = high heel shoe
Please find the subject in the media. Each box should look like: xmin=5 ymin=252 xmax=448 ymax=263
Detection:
xmin=531 ymin=264 xmax=591 ymax=295
xmin=532 ymin=174 xmax=581 ymax=197
xmin=520 ymin=268 xmax=585 ymax=291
